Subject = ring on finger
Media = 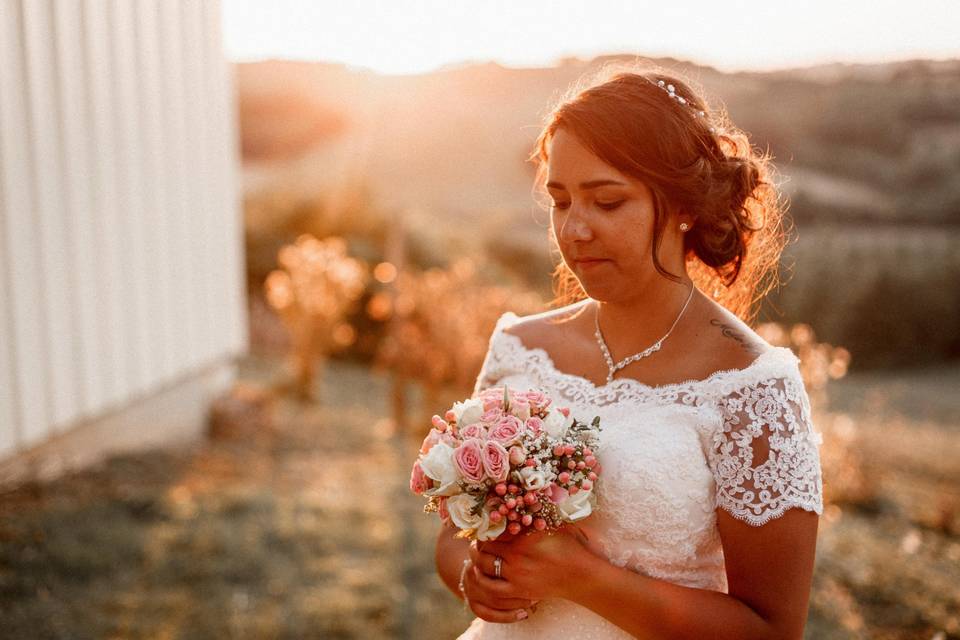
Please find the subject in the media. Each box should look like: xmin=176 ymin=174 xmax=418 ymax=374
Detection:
xmin=493 ymin=555 xmax=503 ymax=579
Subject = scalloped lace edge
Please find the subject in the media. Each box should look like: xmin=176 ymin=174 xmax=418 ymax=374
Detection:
xmin=492 ymin=310 xmax=802 ymax=401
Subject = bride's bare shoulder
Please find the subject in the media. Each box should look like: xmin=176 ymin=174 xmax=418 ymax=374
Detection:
xmin=502 ymin=299 xmax=592 ymax=350
xmin=692 ymin=295 xmax=774 ymax=372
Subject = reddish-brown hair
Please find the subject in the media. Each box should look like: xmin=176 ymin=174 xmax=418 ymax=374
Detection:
xmin=528 ymin=62 xmax=788 ymax=322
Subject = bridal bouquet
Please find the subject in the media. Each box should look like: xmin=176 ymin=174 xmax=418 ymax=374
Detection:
xmin=410 ymin=386 xmax=602 ymax=541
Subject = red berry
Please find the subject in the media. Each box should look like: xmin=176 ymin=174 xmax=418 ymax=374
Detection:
xmin=508 ymin=522 xmax=522 ymax=535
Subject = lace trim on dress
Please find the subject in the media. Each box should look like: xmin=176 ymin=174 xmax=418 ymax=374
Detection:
xmin=476 ymin=310 xmax=802 ymax=408
xmin=710 ymin=374 xmax=824 ymax=526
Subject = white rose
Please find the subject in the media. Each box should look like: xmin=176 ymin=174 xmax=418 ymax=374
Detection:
xmin=452 ymin=398 xmax=484 ymax=428
xmin=420 ymin=443 xmax=460 ymax=496
xmin=446 ymin=493 xmax=483 ymax=530
xmin=543 ymin=409 xmax=573 ymax=439
xmin=519 ymin=466 xmax=547 ymax=491
xmin=475 ymin=509 xmax=507 ymax=541
xmin=557 ymin=488 xmax=593 ymax=521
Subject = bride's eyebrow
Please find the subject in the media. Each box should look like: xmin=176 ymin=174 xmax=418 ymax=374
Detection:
xmin=546 ymin=179 xmax=628 ymax=190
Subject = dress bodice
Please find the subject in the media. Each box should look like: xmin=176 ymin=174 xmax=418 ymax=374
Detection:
xmin=458 ymin=310 xmax=824 ymax=640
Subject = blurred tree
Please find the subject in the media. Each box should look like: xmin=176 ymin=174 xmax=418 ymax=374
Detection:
xmin=264 ymin=235 xmax=368 ymax=400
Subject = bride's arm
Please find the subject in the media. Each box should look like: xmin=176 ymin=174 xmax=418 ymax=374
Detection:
xmin=435 ymin=519 xmax=471 ymax=599
xmin=476 ymin=507 xmax=818 ymax=639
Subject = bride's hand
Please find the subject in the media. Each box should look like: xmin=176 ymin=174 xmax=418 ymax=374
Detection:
xmin=464 ymin=539 xmax=538 ymax=623
xmin=473 ymin=524 xmax=596 ymax=602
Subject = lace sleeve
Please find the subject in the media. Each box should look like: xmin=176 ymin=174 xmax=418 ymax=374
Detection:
xmin=708 ymin=359 xmax=824 ymax=526
xmin=471 ymin=312 xmax=522 ymax=398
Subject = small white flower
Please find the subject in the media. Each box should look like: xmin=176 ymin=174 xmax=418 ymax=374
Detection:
xmin=452 ymin=398 xmax=484 ymax=428
xmin=519 ymin=466 xmax=547 ymax=491
xmin=446 ymin=494 xmax=506 ymax=541
xmin=446 ymin=493 xmax=482 ymax=530
xmin=420 ymin=443 xmax=460 ymax=496
xmin=543 ymin=410 xmax=573 ymax=439
xmin=475 ymin=509 xmax=507 ymax=541
xmin=557 ymin=488 xmax=593 ymax=521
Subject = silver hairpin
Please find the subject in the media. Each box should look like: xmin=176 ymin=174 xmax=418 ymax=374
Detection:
xmin=656 ymin=80 xmax=715 ymax=134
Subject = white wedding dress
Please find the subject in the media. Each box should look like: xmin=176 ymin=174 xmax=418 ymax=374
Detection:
xmin=457 ymin=310 xmax=824 ymax=639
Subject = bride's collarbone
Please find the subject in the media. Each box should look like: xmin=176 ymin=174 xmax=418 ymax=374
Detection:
xmin=504 ymin=313 xmax=769 ymax=388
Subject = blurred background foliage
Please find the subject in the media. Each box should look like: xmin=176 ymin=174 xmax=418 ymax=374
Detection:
xmin=237 ymin=55 xmax=960 ymax=372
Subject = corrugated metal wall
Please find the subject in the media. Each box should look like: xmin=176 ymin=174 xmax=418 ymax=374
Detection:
xmin=0 ymin=0 xmax=247 ymax=460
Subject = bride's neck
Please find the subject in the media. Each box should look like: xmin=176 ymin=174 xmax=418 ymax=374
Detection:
xmin=592 ymin=277 xmax=695 ymax=353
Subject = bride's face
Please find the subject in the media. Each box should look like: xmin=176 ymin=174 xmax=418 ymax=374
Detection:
xmin=546 ymin=127 xmax=685 ymax=302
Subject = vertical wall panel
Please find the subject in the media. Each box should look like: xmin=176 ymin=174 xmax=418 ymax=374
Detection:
xmin=0 ymin=194 xmax=16 ymax=456
xmin=0 ymin=0 xmax=49 ymax=448
xmin=0 ymin=0 xmax=20 ymax=454
xmin=133 ymin=1 xmax=176 ymax=384
xmin=83 ymin=0 xmax=128 ymax=408
xmin=109 ymin=0 xmax=151 ymax=396
xmin=199 ymin=0 xmax=229 ymax=357
xmin=52 ymin=0 xmax=99 ymax=418
xmin=22 ymin=0 xmax=79 ymax=431
xmin=157 ymin=0 xmax=197 ymax=374
xmin=205 ymin=0 xmax=247 ymax=357
xmin=181 ymin=0 xmax=214 ymax=368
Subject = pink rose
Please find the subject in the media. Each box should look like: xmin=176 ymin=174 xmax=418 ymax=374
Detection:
xmin=488 ymin=415 xmax=523 ymax=446
xmin=518 ymin=390 xmax=551 ymax=412
xmin=508 ymin=445 xmax=526 ymax=466
xmin=510 ymin=399 xmax=531 ymax=421
xmin=459 ymin=423 xmax=487 ymax=440
xmin=479 ymin=388 xmax=506 ymax=411
xmin=420 ymin=428 xmax=457 ymax=454
xmin=438 ymin=497 xmax=450 ymax=523
xmin=420 ymin=428 xmax=442 ymax=454
xmin=409 ymin=461 xmax=432 ymax=495
xmin=547 ymin=482 xmax=569 ymax=505
xmin=482 ymin=441 xmax=510 ymax=483
xmin=454 ymin=438 xmax=486 ymax=483
xmin=525 ymin=416 xmax=544 ymax=437
xmin=480 ymin=407 xmax=504 ymax=424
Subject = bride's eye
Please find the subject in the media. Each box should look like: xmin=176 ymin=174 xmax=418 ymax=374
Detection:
xmin=551 ymin=202 xmax=571 ymax=211
xmin=597 ymin=200 xmax=625 ymax=211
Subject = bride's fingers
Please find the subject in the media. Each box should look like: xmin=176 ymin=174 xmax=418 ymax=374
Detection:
xmin=469 ymin=548 xmax=503 ymax=579
xmin=466 ymin=567 xmax=535 ymax=610
xmin=467 ymin=600 xmax=532 ymax=624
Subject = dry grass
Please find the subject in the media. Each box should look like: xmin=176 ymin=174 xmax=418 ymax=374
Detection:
xmin=0 ymin=356 xmax=957 ymax=639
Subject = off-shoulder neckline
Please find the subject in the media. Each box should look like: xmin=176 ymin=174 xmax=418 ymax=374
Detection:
xmin=494 ymin=310 xmax=800 ymax=397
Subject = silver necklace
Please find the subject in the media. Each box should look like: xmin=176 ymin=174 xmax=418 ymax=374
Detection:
xmin=593 ymin=284 xmax=695 ymax=385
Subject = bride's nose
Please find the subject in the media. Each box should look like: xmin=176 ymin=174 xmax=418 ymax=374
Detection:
xmin=559 ymin=206 xmax=593 ymax=243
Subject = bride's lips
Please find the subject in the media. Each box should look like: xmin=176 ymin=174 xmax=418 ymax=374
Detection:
xmin=573 ymin=257 xmax=610 ymax=269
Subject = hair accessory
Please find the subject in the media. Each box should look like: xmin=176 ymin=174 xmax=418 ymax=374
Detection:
xmin=680 ymin=222 xmax=690 ymax=232
xmin=656 ymin=79 xmax=715 ymax=133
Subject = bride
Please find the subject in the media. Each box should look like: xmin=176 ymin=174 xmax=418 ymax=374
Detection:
xmin=434 ymin=66 xmax=823 ymax=639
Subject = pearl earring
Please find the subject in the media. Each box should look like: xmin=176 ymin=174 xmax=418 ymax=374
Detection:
xmin=679 ymin=222 xmax=690 ymax=232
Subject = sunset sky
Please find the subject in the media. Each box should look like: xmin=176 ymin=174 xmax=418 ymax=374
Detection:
xmin=223 ymin=0 xmax=960 ymax=75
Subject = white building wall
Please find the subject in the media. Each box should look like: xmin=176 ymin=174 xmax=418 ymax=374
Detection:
xmin=0 ymin=0 xmax=247 ymax=466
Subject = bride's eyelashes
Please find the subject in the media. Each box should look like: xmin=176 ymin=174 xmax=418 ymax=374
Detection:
xmin=550 ymin=200 xmax=626 ymax=212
